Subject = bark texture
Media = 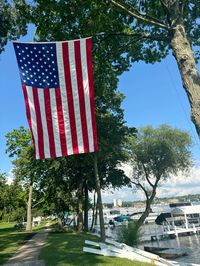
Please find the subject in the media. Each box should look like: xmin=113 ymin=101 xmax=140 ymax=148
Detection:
xmin=170 ymin=24 xmax=200 ymax=136
xmin=94 ymin=154 xmax=105 ymax=241
xmin=83 ymin=182 xmax=89 ymax=231
xmin=26 ymin=181 xmax=33 ymax=231
xmin=166 ymin=1 xmax=200 ymax=136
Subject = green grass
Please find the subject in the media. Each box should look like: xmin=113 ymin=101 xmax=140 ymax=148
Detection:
xmin=0 ymin=222 xmax=35 ymax=265
xmin=39 ymin=230 xmax=153 ymax=266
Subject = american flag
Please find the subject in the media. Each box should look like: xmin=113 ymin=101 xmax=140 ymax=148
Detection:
xmin=13 ymin=38 xmax=98 ymax=159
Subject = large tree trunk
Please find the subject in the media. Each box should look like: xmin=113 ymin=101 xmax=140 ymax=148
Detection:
xmin=90 ymin=191 xmax=96 ymax=231
xmin=83 ymin=182 xmax=89 ymax=231
xmin=94 ymin=154 xmax=105 ymax=241
xmin=136 ymin=198 xmax=153 ymax=229
xmin=76 ymin=180 xmax=83 ymax=232
xmin=135 ymin=183 xmax=158 ymax=229
xmin=170 ymin=20 xmax=200 ymax=136
xmin=26 ymin=181 xmax=33 ymax=231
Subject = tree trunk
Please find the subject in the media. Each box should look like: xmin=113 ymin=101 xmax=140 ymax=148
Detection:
xmin=170 ymin=23 xmax=200 ymax=136
xmin=136 ymin=184 xmax=158 ymax=229
xmin=83 ymin=182 xmax=89 ymax=231
xmin=26 ymin=181 xmax=33 ymax=231
xmin=90 ymin=191 xmax=96 ymax=231
xmin=77 ymin=180 xmax=83 ymax=232
xmin=136 ymin=198 xmax=152 ymax=229
xmin=94 ymin=154 xmax=105 ymax=241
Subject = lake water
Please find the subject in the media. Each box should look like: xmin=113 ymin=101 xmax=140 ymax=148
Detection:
xmin=105 ymin=224 xmax=200 ymax=264
xmin=143 ymin=233 xmax=200 ymax=264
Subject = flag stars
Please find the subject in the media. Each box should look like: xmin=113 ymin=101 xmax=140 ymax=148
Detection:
xmin=15 ymin=43 xmax=59 ymax=87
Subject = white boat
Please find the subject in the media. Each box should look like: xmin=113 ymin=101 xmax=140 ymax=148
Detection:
xmin=156 ymin=204 xmax=200 ymax=237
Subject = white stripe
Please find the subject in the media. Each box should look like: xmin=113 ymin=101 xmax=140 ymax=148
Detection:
xmin=68 ymin=41 xmax=84 ymax=153
xmin=80 ymin=39 xmax=94 ymax=152
xmin=26 ymin=86 xmax=39 ymax=159
xmin=56 ymin=42 xmax=73 ymax=155
xmin=37 ymin=89 xmax=50 ymax=158
xmin=49 ymin=89 xmax=62 ymax=157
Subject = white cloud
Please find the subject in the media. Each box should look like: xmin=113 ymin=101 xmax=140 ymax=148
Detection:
xmin=157 ymin=166 xmax=200 ymax=198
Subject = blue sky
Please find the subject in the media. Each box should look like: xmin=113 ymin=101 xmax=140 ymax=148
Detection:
xmin=1 ymin=26 xmax=200 ymax=201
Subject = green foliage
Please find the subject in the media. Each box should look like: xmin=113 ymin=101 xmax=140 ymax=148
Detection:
xmin=131 ymin=125 xmax=192 ymax=180
xmin=31 ymin=0 xmax=199 ymax=63
xmin=0 ymin=173 xmax=27 ymax=222
xmin=129 ymin=124 xmax=192 ymax=227
xmin=117 ymin=221 xmax=141 ymax=246
xmin=0 ymin=0 xmax=29 ymax=53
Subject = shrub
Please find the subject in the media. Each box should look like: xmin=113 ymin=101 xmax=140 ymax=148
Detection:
xmin=117 ymin=221 xmax=141 ymax=246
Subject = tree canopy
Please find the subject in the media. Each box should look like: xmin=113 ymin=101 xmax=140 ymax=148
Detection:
xmin=0 ymin=0 xmax=29 ymax=54
xmin=30 ymin=0 xmax=200 ymax=136
xmin=129 ymin=124 xmax=192 ymax=228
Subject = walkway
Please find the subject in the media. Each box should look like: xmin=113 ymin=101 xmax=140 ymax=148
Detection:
xmin=4 ymin=228 xmax=51 ymax=266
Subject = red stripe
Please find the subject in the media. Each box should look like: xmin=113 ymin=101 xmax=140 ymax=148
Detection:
xmin=74 ymin=40 xmax=89 ymax=153
xmin=22 ymin=85 xmax=36 ymax=159
xmin=55 ymin=88 xmax=68 ymax=156
xmin=62 ymin=42 xmax=78 ymax=154
xmin=32 ymin=88 xmax=45 ymax=159
xmin=44 ymin=89 xmax=56 ymax=158
xmin=86 ymin=38 xmax=98 ymax=151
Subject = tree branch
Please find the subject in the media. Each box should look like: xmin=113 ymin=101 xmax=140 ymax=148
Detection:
xmin=110 ymin=0 xmax=169 ymax=30
xmin=92 ymin=31 xmax=168 ymax=54
xmin=140 ymin=162 xmax=154 ymax=188
xmin=32 ymin=199 xmax=44 ymax=208
xmin=131 ymin=180 xmax=149 ymax=200
xmin=96 ymin=31 xmax=168 ymax=41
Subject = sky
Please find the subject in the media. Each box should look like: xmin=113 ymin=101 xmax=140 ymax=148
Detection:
xmin=1 ymin=25 xmax=200 ymax=202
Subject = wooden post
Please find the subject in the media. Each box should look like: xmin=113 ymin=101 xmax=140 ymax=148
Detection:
xmin=94 ymin=153 xmax=105 ymax=241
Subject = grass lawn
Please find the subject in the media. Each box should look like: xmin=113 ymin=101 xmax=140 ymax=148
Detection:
xmin=0 ymin=222 xmax=35 ymax=265
xmin=39 ymin=230 xmax=153 ymax=266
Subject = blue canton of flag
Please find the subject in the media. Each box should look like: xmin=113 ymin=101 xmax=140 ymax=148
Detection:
xmin=14 ymin=43 xmax=60 ymax=88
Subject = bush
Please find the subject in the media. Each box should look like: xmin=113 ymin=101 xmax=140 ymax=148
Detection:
xmin=117 ymin=221 xmax=141 ymax=246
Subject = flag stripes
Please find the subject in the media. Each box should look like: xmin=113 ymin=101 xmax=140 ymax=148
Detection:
xmin=19 ymin=38 xmax=98 ymax=159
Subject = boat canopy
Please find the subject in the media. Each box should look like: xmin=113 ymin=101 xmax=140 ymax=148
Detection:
xmin=155 ymin=212 xmax=171 ymax=225
xmin=171 ymin=205 xmax=200 ymax=215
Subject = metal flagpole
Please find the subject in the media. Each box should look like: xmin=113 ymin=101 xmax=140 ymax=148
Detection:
xmin=94 ymin=152 xmax=105 ymax=241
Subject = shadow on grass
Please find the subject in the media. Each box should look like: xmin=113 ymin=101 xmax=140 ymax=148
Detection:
xmin=39 ymin=231 xmax=152 ymax=266
xmin=0 ymin=227 xmax=34 ymax=265
xmin=39 ymin=232 xmax=108 ymax=266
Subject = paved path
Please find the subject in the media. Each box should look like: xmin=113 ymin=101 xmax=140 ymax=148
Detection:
xmin=4 ymin=228 xmax=51 ymax=266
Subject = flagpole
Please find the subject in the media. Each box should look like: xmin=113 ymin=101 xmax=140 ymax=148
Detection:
xmin=94 ymin=152 xmax=105 ymax=241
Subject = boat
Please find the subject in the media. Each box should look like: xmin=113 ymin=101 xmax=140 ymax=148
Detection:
xmin=155 ymin=204 xmax=200 ymax=237
xmin=144 ymin=246 xmax=188 ymax=259
xmin=130 ymin=210 xmax=160 ymax=224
